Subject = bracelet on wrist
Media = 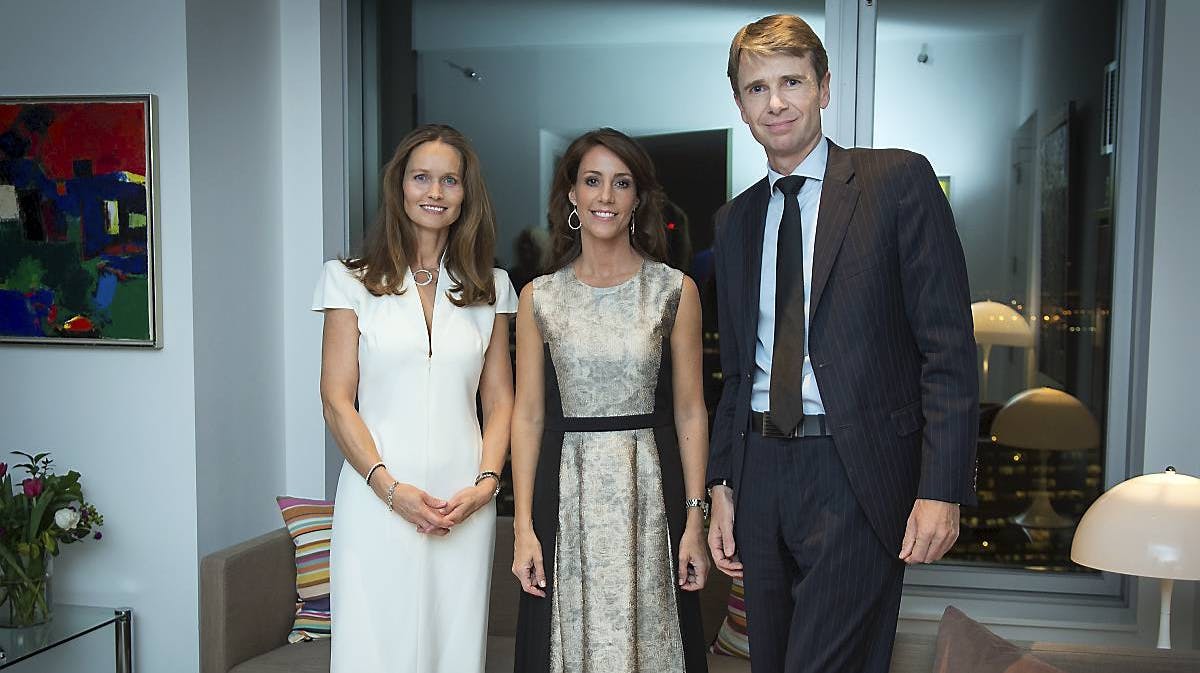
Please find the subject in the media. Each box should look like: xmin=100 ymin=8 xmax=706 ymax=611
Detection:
xmin=475 ymin=471 xmax=502 ymax=499
xmin=365 ymin=461 xmax=385 ymax=486
xmin=385 ymin=480 xmax=400 ymax=512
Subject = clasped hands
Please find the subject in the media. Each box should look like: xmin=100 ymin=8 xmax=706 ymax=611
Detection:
xmin=380 ymin=481 xmax=495 ymax=535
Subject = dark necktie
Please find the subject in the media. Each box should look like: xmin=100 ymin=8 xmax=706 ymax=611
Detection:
xmin=770 ymin=175 xmax=808 ymax=435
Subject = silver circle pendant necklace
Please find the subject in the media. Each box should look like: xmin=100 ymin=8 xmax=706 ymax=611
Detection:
xmin=413 ymin=252 xmax=443 ymax=287
xmin=413 ymin=267 xmax=436 ymax=286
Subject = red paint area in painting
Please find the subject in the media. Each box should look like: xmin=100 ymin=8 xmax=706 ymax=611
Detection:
xmin=63 ymin=315 xmax=94 ymax=333
xmin=102 ymin=242 xmax=146 ymax=257
xmin=0 ymin=102 xmax=145 ymax=178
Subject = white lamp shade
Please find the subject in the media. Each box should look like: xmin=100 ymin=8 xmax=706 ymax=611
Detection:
xmin=1071 ymin=469 xmax=1200 ymax=581
xmin=990 ymin=387 xmax=1100 ymax=451
xmin=972 ymin=300 xmax=1034 ymax=347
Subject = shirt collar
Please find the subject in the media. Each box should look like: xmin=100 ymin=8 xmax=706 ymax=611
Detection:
xmin=767 ymin=135 xmax=828 ymax=193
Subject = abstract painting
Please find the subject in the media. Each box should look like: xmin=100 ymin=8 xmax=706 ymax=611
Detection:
xmin=0 ymin=95 xmax=157 ymax=346
xmin=937 ymin=175 xmax=951 ymax=201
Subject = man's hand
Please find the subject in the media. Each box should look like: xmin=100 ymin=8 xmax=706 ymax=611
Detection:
xmin=898 ymin=498 xmax=959 ymax=564
xmin=706 ymin=486 xmax=743 ymax=578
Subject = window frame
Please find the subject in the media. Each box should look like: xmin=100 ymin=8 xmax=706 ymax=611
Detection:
xmin=829 ymin=0 xmax=1160 ymax=626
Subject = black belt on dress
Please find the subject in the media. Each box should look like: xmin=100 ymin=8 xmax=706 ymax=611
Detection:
xmin=751 ymin=411 xmax=831 ymax=439
xmin=544 ymin=412 xmax=674 ymax=433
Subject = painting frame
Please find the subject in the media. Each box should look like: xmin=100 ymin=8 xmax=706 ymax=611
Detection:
xmin=0 ymin=94 xmax=160 ymax=348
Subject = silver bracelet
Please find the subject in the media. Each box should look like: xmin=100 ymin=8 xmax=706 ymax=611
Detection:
xmin=475 ymin=471 xmax=502 ymax=499
xmin=685 ymin=498 xmax=710 ymax=519
xmin=385 ymin=480 xmax=400 ymax=512
xmin=365 ymin=461 xmax=385 ymax=485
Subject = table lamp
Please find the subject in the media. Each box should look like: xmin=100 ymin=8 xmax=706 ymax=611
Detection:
xmin=972 ymin=300 xmax=1034 ymax=402
xmin=1071 ymin=467 xmax=1200 ymax=648
xmin=991 ymin=387 xmax=1100 ymax=529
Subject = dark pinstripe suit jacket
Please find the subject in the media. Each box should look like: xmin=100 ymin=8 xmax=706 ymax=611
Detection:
xmin=707 ymin=139 xmax=979 ymax=551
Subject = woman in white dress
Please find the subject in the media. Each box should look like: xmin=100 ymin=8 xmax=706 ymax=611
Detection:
xmin=314 ymin=124 xmax=517 ymax=672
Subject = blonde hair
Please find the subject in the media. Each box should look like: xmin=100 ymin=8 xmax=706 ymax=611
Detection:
xmin=727 ymin=14 xmax=828 ymax=97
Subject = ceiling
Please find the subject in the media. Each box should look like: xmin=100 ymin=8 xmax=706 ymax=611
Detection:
xmin=412 ymin=1 xmax=1044 ymax=50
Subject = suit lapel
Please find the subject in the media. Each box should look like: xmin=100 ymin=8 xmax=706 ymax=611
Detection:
xmin=741 ymin=178 xmax=771 ymax=362
xmin=809 ymin=141 xmax=860 ymax=319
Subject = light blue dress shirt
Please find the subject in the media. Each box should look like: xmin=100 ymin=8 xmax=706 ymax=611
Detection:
xmin=751 ymin=137 xmax=828 ymax=414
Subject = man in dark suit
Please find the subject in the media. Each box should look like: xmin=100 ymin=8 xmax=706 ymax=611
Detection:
xmin=705 ymin=15 xmax=978 ymax=673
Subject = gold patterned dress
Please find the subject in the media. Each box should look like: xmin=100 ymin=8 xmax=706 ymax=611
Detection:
xmin=514 ymin=259 xmax=707 ymax=673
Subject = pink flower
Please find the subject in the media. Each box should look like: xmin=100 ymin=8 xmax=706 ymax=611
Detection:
xmin=21 ymin=478 xmax=43 ymax=498
xmin=0 ymin=463 xmax=7 ymax=479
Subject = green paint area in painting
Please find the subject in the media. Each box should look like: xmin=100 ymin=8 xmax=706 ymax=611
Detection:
xmin=128 ymin=212 xmax=147 ymax=229
xmin=102 ymin=276 xmax=151 ymax=340
xmin=0 ymin=256 xmax=45 ymax=292
xmin=0 ymin=215 xmax=98 ymax=316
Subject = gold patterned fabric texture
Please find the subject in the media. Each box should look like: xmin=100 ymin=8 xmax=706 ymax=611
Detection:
xmin=532 ymin=260 xmax=685 ymax=673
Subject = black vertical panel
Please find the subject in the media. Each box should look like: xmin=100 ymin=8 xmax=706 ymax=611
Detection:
xmin=16 ymin=189 xmax=44 ymax=241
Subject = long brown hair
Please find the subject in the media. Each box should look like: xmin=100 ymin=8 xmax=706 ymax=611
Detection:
xmin=347 ymin=124 xmax=496 ymax=306
xmin=545 ymin=128 xmax=668 ymax=272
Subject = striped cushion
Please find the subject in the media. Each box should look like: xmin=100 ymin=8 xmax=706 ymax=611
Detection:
xmin=710 ymin=576 xmax=750 ymax=658
xmin=276 ymin=496 xmax=333 ymax=643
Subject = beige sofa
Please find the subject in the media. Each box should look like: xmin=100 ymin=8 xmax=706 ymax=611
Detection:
xmin=201 ymin=517 xmax=1200 ymax=673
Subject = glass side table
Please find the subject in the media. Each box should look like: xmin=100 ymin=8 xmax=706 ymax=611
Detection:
xmin=0 ymin=605 xmax=132 ymax=671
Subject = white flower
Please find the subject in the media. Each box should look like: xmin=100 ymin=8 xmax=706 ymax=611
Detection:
xmin=54 ymin=508 xmax=81 ymax=531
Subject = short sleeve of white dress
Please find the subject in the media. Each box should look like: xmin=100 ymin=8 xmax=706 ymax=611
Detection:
xmin=311 ymin=259 xmax=363 ymax=314
xmin=493 ymin=268 xmax=518 ymax=314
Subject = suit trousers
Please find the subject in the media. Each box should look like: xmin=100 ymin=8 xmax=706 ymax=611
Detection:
xmin=735 ymin=432 xmax=905 ymax=673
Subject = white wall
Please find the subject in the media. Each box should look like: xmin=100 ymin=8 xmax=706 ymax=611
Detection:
xmin=280 ymin=0 xmax=344 ymax=501
xmin=873 ymin=34 xmax=1021 ymax=302
xmin=0 ymin=1 xmax=200 ymax=670
xmin=187 ymin=0 xmax=287 ymax=559
xmin=418 ymin=38 xmax=825 ymax=265
xmin=411 ymin=0 xmax=819 ymax=50
xmin=0 ymin=1 xmax=346 ymax=670
xmin=1143 ymin=0 xmax=1200 ymax=648
xmin=410 ymin=2 xmax=827 ymax=265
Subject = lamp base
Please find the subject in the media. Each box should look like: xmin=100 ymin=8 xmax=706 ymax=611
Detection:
xmin=1158 ymin=577 xmax=1174 ymax=649
xmin=1011 ymin=493 xmax=1075 ymax=529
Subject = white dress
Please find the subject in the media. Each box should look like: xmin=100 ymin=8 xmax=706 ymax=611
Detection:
xmin=311 ymin=259 xmax=518 ymax=673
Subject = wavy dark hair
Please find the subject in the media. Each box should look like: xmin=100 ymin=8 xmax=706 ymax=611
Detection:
xmin=346 ymin=124 xmax=496 ymax=306
xmin=545 ymin=128 xmax=668 ymax=272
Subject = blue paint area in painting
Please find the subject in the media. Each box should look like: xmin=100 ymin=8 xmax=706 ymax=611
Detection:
xmin=93 ymin=271 xmax=118 ymax=311
xmin=100 ymin=254 xmax=147 ymax=275
xmin=69 ymin=177 xmax=146 ymax=257
xmin=0 ymin=289 xmax=41 ymax=336
xmin=2 ymin=157 xmax=147 ymax=257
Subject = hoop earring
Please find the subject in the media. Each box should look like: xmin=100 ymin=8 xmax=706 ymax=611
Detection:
xmin=629 ymin=211 xmax=636 ymax=235
xmin=568 ymin=207 xmax=581 ymax=231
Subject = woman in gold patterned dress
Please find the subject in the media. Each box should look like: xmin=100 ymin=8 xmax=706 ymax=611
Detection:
xmin=510 ymin=128 xmax=711 ymax=673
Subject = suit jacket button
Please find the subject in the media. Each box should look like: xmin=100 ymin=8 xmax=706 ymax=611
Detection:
xmin=739 ymin=431 xmax=745 ymax=438
xmin=745 ymin=373 xmax=752 ymax=380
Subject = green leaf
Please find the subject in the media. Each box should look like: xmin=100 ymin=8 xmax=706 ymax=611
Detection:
xmin=26 ymin=488 xmax=55 ymax=543
xmin=0 ymin=544 xmax=31 ymax=583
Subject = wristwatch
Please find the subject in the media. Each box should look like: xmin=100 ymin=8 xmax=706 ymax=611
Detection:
xmin=685 ymin=498 xmax=710 ymax=519
xmin=706 ymin=478 xmax=731 ymax=499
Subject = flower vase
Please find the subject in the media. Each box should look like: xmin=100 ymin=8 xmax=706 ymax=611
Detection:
xmin=0 ymin=553 xmax=53 ymax=628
